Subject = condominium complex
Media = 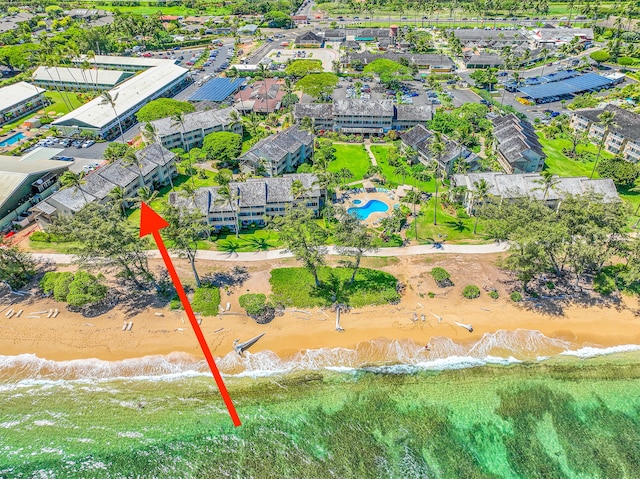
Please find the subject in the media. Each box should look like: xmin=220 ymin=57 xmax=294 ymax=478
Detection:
xmin=239 ymin=126 xmax=314 ymax=176
xmin=492 ymin=114 xmax=546 ymax=174
xmin=400 ymin=125 xmax=480 ymax=175
xmin=0 ymin=151 xmax=70 ymax=232
xmin=169 ymin=174 xmax=326 ymax=232
xmin=147 ymin=107 xmax=242 ymax=151
xmin=570 ymin=104 xmax=640 ymax=162
xmin=0 ymin=82 xmax=47 ymax=126
xmin=32 ymin=66 xmax=132 ymax=91
xmin=294 ymin=99 xmax=433 ymax=134
xmin=52 ymin=57 xmax=190 ymax=139
xmin=452 ymin=172 xmax=618 ymax=212
xmin=32 ymin=144 xmax=177 ymax=223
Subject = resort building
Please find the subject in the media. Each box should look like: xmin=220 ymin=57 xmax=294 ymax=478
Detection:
xmin=294 ymin=100 xmax=434 ymax=134
xmin=570 ymin=104 xmax=640 ymax=162
xmin=234 ymin=79 xmax=285 ymax=114
xmin=492 ymin=114 xmax=546 ymax=174
xmin=452 ymin=29 xmax=527 ymax=47
xmin=147 ymin=107 xmax=242 ymax=151
xmin=32 ymin=66 xmax=132 ymax=91
xmin=32 ymin=144 xmax=177 ymax=224
xmin=0 ymin=82 xmax=47 ymax=126
xmin=294 ymin=31 xmax=324 ymax=48
xmin=0 ymin=151 xmax=71 ymax=232
xmin=169 ymin=174 xmax=326 ymax=232
xmin=71 ymin=54 xmax=172 ymax=72
xmin=526 ymin=28 xmax=594 ymax=48
xmin=452 ymin=172 xmax=618 ymax=212
xmin=464 ymin=53 xmax=504 ymax=69
xmin=239 ymin=126 xmax=314 ymax=176
xmin=400 ymin=125 xmax=480 ymax=175
xmin=342 ymin=52 xmax=454 ymax=72
xmin=52 ymin=61 xmax=190 ymax=140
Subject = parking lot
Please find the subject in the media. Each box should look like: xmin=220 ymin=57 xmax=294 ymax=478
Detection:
xmin=267 ymin=48 xmax=339 ymax=72
xmin=330 ymin=78 xmax=436 ymax=107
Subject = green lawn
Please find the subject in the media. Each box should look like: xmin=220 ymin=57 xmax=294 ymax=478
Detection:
xmin=99 ymin=5 xmax=232 ymax=16
xmin=538 ymin=133 xmax=615 ymax=178
xmin=44 ymin=91 xmax=84 ymax=116
xmin=405 ymin=200 xmax=489 ymax=243
xmin=370 ymin=144 xmax=436 ymax=191
xmin=269 ymin=266 xmax=400 ymax=308
xmin=329 ymin=143 xmax=371 ymax=181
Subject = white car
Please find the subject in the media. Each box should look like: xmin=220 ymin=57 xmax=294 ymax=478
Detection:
xmin=82 ymin=140 xmax=95 ymax=148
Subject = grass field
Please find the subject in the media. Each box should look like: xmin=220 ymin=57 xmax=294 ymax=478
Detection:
xmin=329 ymin=143 xmax=371 ymax=181
xmin=44 ymin=91 xmax=84 ymax=115
xmin=98 ymin=4 xmax=232 ymax=16
xmin=405 ymin=199 xmax=488 ymax=243
xmin=269 ymin=266 xmax=400 ymax=308
xmin=370 ymin=144 xmax=436 ymax=191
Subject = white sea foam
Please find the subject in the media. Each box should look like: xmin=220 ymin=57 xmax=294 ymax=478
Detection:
xmin=0 ymin=330 xmax=638 ymax=386
xmin=561 ymin=343 xmax=640 ymax=358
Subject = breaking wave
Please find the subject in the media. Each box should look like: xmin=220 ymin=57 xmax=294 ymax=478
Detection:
xmin=0 ymin=330 xmax=638 ymax=388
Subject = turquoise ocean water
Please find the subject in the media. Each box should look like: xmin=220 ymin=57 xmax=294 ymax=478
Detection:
xmin=1 ymin=329 xmax=640 ymax=478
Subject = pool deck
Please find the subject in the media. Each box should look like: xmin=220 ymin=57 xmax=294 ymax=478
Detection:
xmin=343 ymin=190 xmax=397 ymax=226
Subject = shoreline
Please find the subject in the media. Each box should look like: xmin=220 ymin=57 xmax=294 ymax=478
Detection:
xmin=1 ymin=253 xmax=639 ymax=365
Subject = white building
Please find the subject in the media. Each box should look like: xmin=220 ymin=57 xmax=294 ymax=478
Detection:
xmin=52 ymin=61 xmax=190 ymax=139
xmin=0 ymin=82 xmax=47 ymax=126
xmin=147 ymin=107 xmax=242 ymax=151
xmin=0 ymin=150 xmax=71 ymax=232
xmin=169 ymin=174 xmax=326 ymax=232
xmin=32 ymin=66 xmax=132 ymax=91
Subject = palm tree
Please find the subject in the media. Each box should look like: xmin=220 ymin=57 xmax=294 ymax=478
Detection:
xmin=533 ymin=170 xmax=560 ymax=201
xmin=394 ymin=165 xmax=409 ymax=185
xmin=171 ymin=112 xmax=195 ymax=186
xmin=538 ymin=47 xmax=551 ymax=77
xmin=60 ymin=171 xmax=90 ymax=204
xmin=590 ymin=110 xmax=617 ymax=179
xmin=243 ymin=112 xmax=262 ymax=137
xmin=179 ymin=182 xmax=198 ymax=207
xmin=100 ymin=92 xmax=125 ymax=144
xmin=134 ymin=186 xmax=158 ymax=208
xmin=215 ymin=185 xmax=241 ymax=238
xmin=429 ymin=133 xmax=446 ymax=226
xmin=122 ymin=150 xmax=146 ymax=187
xmin=227 ymin=109 xmax=242 ymax=133
xmin=471 ymin=178 xmax=489 ymax=234
xmin=291 ymin=178 xmax=309 ymax=203
xmin=403 ymin=189 xmax=422 ymax=239
xmin=108 ymin=186 xmax=129 ymax=216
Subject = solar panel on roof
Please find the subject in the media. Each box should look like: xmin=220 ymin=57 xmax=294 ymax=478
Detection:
xmin=189 ymin=78 xmax=246 ymax=102
xmin=518 ymin=73 xmax=615 ymax=100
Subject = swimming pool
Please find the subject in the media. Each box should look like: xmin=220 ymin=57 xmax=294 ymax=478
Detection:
xmin=347 ymin=199 xmax=389 ymax=220
xmin=0 ymin=132 xmax=25 ymax=147
xmin=352 ymin=199 xmax=362 ymax=205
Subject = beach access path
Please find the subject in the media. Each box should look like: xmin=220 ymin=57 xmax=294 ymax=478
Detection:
xmin=33 ymin=242 xmax=509 ymax=265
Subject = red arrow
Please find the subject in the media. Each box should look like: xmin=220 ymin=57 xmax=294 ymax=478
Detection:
xmin=140 ymin=202 xmax=241 ymax=427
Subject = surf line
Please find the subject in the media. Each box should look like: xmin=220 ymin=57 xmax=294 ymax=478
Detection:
xmin=140 ymin=203 xmax=241 ymax=427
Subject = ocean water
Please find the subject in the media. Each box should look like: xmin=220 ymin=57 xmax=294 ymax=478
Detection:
xmin=1 ymin=329 xmax=640 ymax=478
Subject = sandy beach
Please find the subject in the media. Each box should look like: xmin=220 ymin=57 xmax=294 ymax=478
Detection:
xmin=1 ymin=253 xmax=639 ymax=362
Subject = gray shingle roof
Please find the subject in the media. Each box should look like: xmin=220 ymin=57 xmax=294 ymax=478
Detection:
xmin=396 ymin=104 xmax=433 ymax=122
xmin=98 ymin=162 xmax=139 ymax=187
xmin=401 ymin=125 xmax=433 ymax=148
xmin=238 ymin=126 xmax=313 ymax=168
xmin=295 ymin=31 xmax=323 ymax=44
xmin=452 ymin=172 xmax=618 ymax=202
xmin=139 ymin=143 xmax=176 ymax=166
xmin=150 ymin=107 xmax=238 ymax=137
xmin=492 ymin=114 xmax=544 ymax=165
xmin=48 ymin=187 xmax=96 ymax=212
xmin=575 ymin=104 xmax=640 ymax=140
xmin=345 ymin=52 xmax=453 ymax=67
xmin=334 ymin=99 xmax=394 ymax=117
xmin=294 ymin=103 xmax=333 ymax=120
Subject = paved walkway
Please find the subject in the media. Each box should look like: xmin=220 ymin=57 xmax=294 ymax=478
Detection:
xmin=363 ymin=141 xmax=378 ymax=166
xmin=33 ymin=242 xmax=509 ymax=265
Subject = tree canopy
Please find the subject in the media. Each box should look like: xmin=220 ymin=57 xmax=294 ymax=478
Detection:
xmin=596 ymin=155 xmax=640 ymax=187
xmin=590 ymin=50 xmax=611 ymax=65
xmin=202 ymin=131 xmax=242 ymax=169
xmin=296 ymin=73 xmax=339 ymax=99
xmin=285 ymin=59 xmax=323 ymax=78
xmin=362 ymin=59 xmax=411 ymax=88
xmin=136 ymin=98 xmax=195 ymax=123
xmin=0 ymin=242 xmax=37 ymax=290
